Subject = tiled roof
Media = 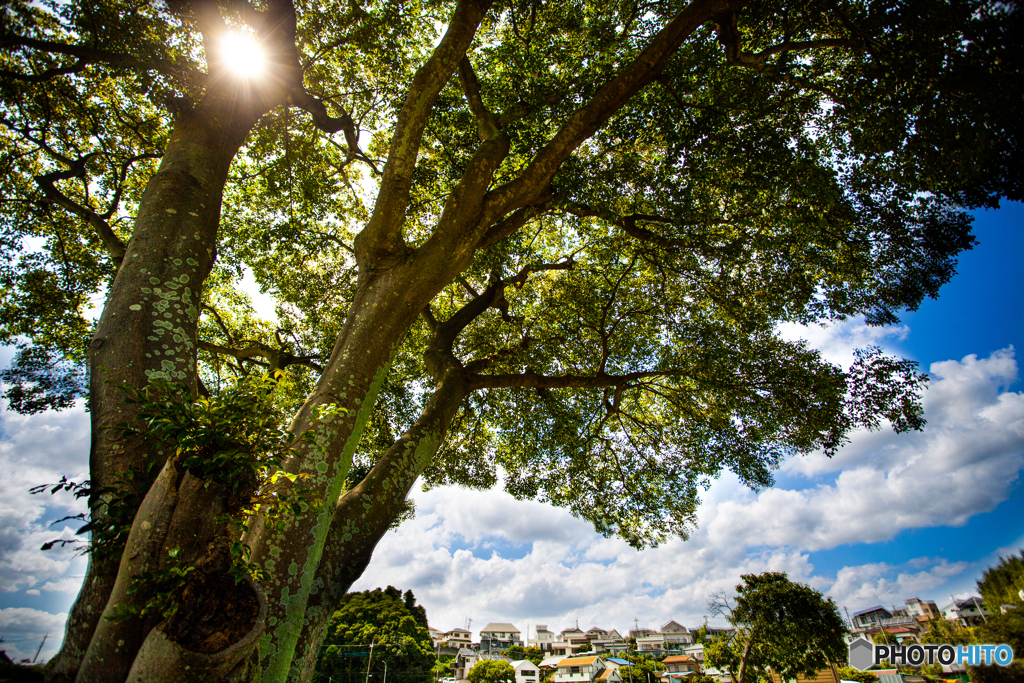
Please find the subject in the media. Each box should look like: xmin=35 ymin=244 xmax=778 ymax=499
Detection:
xmin=482 ymin=623 xmax=521 ymax=633
xmin=852 ymin=605 xmax=890 ymax=618
xmin=597 ymin=669 xmax=617 ymax=680
xmin=662 ymin=656 xmax=695 ymax=663
xmin=559 ymin=656 xmax=600 ymax=666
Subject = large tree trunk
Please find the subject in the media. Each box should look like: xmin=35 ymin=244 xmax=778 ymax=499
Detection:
xmin=48 ymin=100 xmax=261 ymax=682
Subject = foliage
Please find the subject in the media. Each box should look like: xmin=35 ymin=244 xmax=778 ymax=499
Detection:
xmin=706 ymin=572 xmax=847 ymax=683
xmin=967 ymin=604 xmax=1024 ymax=683
xmin=836 ymin=668 xmax=878 ymax=683
xmin=523 ymin=647 xmax=546 ymax=666
xmin=468 ymin=660 xmax=516 ymax=683
xmin=503 ymin=645 xmax=525 ymax=661
xmin=921 ymin=619 xmax=978 ymax=646
xmin=315 ymin=587 xmax=435 ymax=683
xmin=618 ymin=655 xmax=664 ymax=683
xmin=977 ymin=550 xmax=1024 ymax=613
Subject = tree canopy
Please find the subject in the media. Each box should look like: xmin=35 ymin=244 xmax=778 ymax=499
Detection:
xmin=468 ymin=660 xmax=516 ymax=683
xmin=0 ymin=0 xmax=1020 ymax=681
xmin=705 ymin=571 xmax=847 ymax=683
xmin=315 ymin=586 xmax=434 ymax=683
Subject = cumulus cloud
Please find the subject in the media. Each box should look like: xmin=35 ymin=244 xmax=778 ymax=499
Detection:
xmin=0 ymin=607 xmax=67 ymax=662
xmin=0 ymin=399 xmax=90 ymax=594
xmin=777 ymin=317 xmax=911 ymax=367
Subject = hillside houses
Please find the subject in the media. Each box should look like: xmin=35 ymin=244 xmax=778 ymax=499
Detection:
xmin=440 ymin=592 xmax=992 ymax=682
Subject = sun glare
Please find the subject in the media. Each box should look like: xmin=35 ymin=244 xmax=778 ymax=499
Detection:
xmin=220 ymin=31 xmax=266 ymax=79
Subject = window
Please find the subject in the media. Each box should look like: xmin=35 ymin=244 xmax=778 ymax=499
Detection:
xmin=571 ymin=667 xmax=580 ymax=674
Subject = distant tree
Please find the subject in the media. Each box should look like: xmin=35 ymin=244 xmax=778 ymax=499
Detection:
xmin=523 ymin=647 xmax=546 ymax=666
xmin=836 ymin=667 xmax=878 ymax=683
xmin=433 ymin=656 xmax=457 ymax=680
xmin=705 ymin=572 xmax=847 ymax=683
xmin=977 ymin=550 xmax=1024 ymax=613
xmin=503 ymin=645 xmax=525 ymax=661
xmin=468 ymin=660 xmax=516 ymax=683
xmin=315 ymin=586 xmax=435 ymax=683
xmin=921 ymin=619 xmax=978 ymax=646
xmin=619 ymin=654 xmax=665 ymax=683
xmin=968 ymin=606 xmax=1024 ymax=682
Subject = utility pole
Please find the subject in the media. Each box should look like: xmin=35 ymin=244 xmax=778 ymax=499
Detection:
xmin=32 ymin=633 xmax=48 ymax=664
xmin=365 ymin=638 xmax=376 ymax=683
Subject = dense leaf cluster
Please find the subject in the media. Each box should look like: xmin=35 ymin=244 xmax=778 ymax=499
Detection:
xmin=316 ymin=586 xmax=435 ymax=683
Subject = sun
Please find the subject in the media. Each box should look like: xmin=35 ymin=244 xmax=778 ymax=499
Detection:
xmin=219 ymin=31 xmax=266 ymax=79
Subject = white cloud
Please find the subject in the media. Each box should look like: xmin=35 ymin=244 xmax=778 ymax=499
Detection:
xmin=0 ymin=607 xmax=67 ymax=662
xmin=777 ymin=317 xmax=911 ymax=367
xmin=0 ymin=399 xmax=90 ymax=594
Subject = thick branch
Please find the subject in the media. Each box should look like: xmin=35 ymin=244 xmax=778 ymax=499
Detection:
xmin=0 ymin=58 xmax=87 ymax=83
xmin=198 ymin=340 xmax=324 ymax=373
xmin=468 ymin=369 xmax=673 ymax=391
xmin=0 ymin=33 xmax=202 ymax=82
xmin=477 ymin=0 xmax=740 ymax=224
xmin=714 ymin=11 xmax=856 ymax=70
xmin=354 ymin=0 xmax=494 ymax=266
xmin=458 ymin=56 xmax=501 ymax=141
xmin=34 ymin=160 xmax=127 ymax=265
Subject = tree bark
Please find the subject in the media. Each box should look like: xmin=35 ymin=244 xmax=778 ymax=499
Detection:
xmin=288 ymin=369 xmax=471 ymax=681
xmin=49 ymin=100 xmax=261 ymax=682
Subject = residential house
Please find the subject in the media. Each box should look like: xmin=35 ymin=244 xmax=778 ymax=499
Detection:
xmin=596 ymin=668 xmax=622 ymax=683
xmin=429 ymin=627 xmax=442 ymax=648
xmin=553 ymin=629 xmax=588 ymax=657
xmin=591 ymin=631 xmax=627 ymax=655
xmin=531 ymin=625 xmax=556 ymax=652
xmin=851 ymin=606 xmax=892 ymax=630
xmin=554 ymin=656 xmax=617 ymax=683
xmin=661 ymin=655 xmax=701 ymax=675
xmin=660 ymin=622 xmax=693 ymax=649
xmin=940 ymin=597 xmax=990 ymax=626
xmin=481 ymin=623 xmax=522 ymax=654
xmin=635 ymin=633 xmax=668 ymax=655
xmin=443 ymin=629 xmax=474 ymax=649
xmin=512 ymin=659 xmax=541 ymax=683
xmin=453 ymin=647 xmax=479 ymax=680
xmin=540 ymin=655 xmax=567 ymax=673
xmin=629 ymin=627 xmax=658 ymax=640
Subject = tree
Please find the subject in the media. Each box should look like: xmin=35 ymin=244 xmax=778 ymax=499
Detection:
xmin=920 ymin=618 xmax=977 ymax=646
xmin=0 ymin=0 xmax=1020 ymax=682
xmin=969 ymin=552 xmax=1024 ymax=683
xmin=618 ymin=655 xmax=664 ymax=683
xmin=977 ymin=550 xmax=1024 ymax=613
xmin=705 ymin=572 xmax=847 ymax=683
xmin=523 ymin=647 xmax=545 ymax=666
xmin=314 ymin=586 xmax=435 ymax=683
xmin=503 ymin=645 xmax=525 ymax=661
xmin=468 ymin=660 xmax=516 ymax=683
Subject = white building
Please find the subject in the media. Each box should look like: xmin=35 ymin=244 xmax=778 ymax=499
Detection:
xmin=512 ymin=659 xmax=541 ymax=683
xmin=530 ymin=625 xmax=556 ymax=652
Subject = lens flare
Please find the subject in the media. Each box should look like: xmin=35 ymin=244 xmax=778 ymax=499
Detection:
xmin=220 ymin=31 xmax=266 ymax=79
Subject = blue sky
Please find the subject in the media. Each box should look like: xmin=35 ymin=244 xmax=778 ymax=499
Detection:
xmin=0 ymin=203 xmax=1021 ymax=660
